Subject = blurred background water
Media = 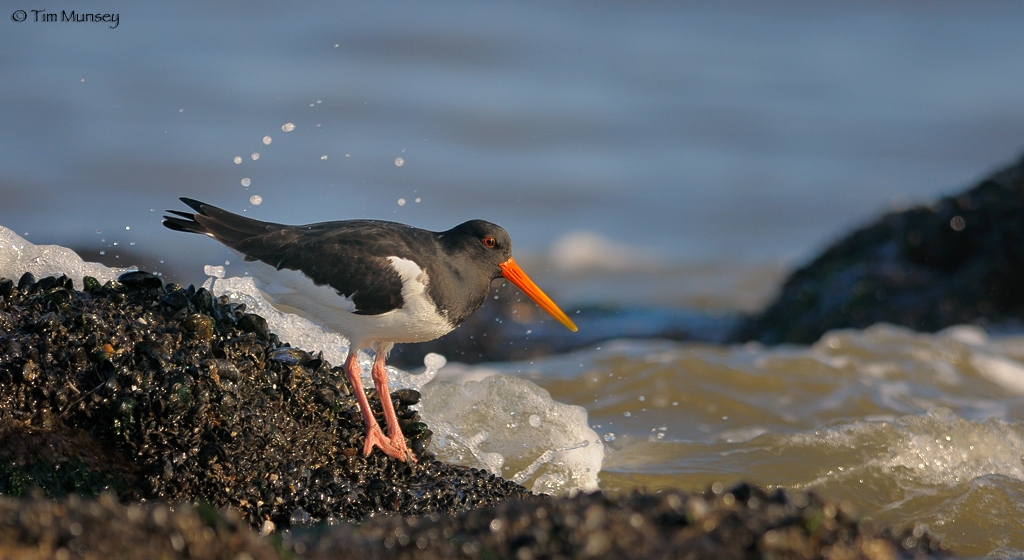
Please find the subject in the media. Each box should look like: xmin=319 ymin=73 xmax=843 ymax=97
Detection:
xmin=3 ymin=2 xmax=1024 ymax=311
xmin=5 ymin=2 xmax=1024 ymax=557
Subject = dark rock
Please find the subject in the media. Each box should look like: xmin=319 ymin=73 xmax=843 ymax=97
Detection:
xmin=392 ymin=388 xmax=421 ymax=406
xmin=0 ymin=494 xmax=280 ymax=560
xmin=161 ymin=288 xmax=191 ymax=311
xmin=269 ymin=347 xmax=311 ymax=367
xmin=237 ymin=313 xmax=269 ymax=339
xmin=17 ymin=271 xmax=35 ymax=291
xmin=118 ymin=270 xmax=163 ymax=290
xmin=0 ymin=272 xmax=528 ymax=529
xmin=734 ymin=152 xmax=1024 ymax=344
xmin=0 ymin=278 xmax=13 ymax=299
xmin=296 ymin=485 xmax=949 ymax=560
xmin=83 ymin=275 xmax=101 ymax=292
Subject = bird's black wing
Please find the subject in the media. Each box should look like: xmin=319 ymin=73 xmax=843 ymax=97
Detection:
xmin=164 ymin=199 xmax=433 ymax=315
xmin=234 ymin=223 xmax=423 ymax=316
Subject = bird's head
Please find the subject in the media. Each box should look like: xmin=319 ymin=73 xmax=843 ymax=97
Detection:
xmin=445 ymin=220 xmax=578 ymax=332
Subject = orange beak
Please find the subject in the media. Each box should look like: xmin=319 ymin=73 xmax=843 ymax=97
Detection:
xmin=499 ymin=257 xmax=578 ymax=332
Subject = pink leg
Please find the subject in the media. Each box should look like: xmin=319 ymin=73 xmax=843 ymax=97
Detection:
xmin=343 ymin=349 xmax=408 ymax=461
xmin=371 ymin=348 xmax=415 ymax=463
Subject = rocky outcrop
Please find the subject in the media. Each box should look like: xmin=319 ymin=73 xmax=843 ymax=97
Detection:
xmin=0 ymin=271 xmax=949 ymax=558
xmin=733 ymin=153 xmax=1024 ymax=344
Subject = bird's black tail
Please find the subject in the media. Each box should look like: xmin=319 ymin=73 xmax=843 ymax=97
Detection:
xmin=162 ymin=198 xmax=282 ymax=246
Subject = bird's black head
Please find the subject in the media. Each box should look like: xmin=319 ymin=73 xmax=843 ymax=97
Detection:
xmin=440 ymin=219 xmax=578 ymax=332
xmin=442 ymin=220 xmax=513 ymax=279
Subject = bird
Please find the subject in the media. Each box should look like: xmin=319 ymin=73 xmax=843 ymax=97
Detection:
xmin=163 ymin=198 xmax=577 ymax=462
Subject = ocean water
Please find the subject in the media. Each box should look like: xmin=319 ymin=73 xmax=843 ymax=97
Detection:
xmin=487 ymin=334 xmax=1024 ymax=559
xmin=4 ymin=2 xmax=1024 ymax=292
xmin=4 ymin=228 xmax=1024 ymax=558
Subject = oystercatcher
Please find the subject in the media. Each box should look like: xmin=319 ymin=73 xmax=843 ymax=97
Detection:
xmin=163 ymin=198 xmax=577 ymax=462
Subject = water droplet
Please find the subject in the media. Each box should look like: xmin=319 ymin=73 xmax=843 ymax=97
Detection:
xmin=623 ymin=411 xmax=631 ymax=418
xmin=320 ymin=155 xmax=328 ymax=160
xmin=262 ymin=135 xmax=272 ymax=145
xmin=125 ymin=226 xmax=130 ymax=230
xmin=99 ymin=250 xmax=105 ymax=255
xmin=397 ymin=198 xmax=406 ymax=206
xmin=250 ymin=195 xmax=263 ymax=206
xmin=394 ymin=157 xmax=404 ymax=167
xmin=233 ymin=156 xmax=242 ymax=164
xmin=528 ymin=414 xmax=542 ymax=428
xmin=251 ymin=152 xmax=260 ymax=161
xmin=282 ymin=122 xmax=295 ymax=132
xmin=316 ymin=99 xmax=322 ymax=104
xmin=204 ymin=265 xmax=226 ymax=278
xmin=415 ymin=197 xmax=422 ymax=203
xmin=178 ymin=108 xmax=184 ymax=113
xmin=241 ymin=178 xmax=251 ymax=187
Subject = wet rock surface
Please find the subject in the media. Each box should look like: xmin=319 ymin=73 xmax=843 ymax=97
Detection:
xmin=734 ymin=153 xmax=1024 ymax=344
xmin=0 ymin=271 xmax=527 ymax=527
xmin=0 ymin=271 xmax=950 ymax=558
xmin=0 ymin=484 xmax=947 ymax=559
xmin=298 ymin=483 xmax=948 ymax=559
xmin=0 ymin=492 xmax=280 ymax=560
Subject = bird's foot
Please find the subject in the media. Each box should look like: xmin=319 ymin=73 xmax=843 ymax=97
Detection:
xmin=389 ymin=432 xmax=417 ymax=464
xmin=363 ymin=423 xmax=416 ymax=462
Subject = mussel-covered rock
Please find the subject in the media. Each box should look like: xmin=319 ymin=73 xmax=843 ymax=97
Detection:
xmin=0 ymin=271 xmax=530 ymax=532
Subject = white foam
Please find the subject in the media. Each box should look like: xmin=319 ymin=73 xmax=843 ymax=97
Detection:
xmin=0 ymin=225 xmax=134 ymax=289
xmin=419 ymin=372 xmax=604 ymax=495
xmin=885 ymin=409 xmax=1024 ymax=485
xmin=787 ymin=409 xmax=1024 ymax=488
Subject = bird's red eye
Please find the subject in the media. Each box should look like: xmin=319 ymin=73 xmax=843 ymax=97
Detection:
xmin=482 ymin=236 xmax=497 ymax=248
